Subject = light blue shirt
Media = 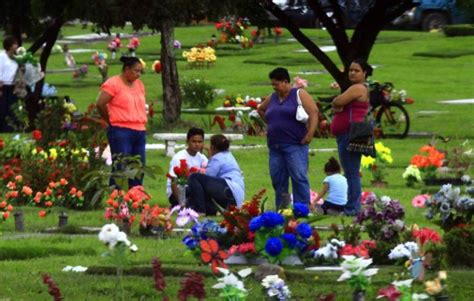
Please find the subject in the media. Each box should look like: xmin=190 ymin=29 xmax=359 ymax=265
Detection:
xmin=323 ymin=174 xmax=348 ymax=206
xmin=206 ymin=151 xmax=245 ymax=207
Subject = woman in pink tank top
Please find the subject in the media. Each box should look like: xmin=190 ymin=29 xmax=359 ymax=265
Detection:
xmin=330 ymin=59 xmax=373 ymax=216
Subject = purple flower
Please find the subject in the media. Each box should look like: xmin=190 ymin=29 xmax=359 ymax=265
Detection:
xmin=265 ymin=238 xmax=283 ymax=256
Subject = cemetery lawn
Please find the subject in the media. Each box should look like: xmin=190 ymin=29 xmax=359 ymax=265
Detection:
xmin=1 ymin=24 xmax=473 ymax=300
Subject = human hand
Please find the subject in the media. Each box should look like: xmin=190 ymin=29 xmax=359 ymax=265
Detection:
xmin=301 ymin=134 xmax=312 ymax=145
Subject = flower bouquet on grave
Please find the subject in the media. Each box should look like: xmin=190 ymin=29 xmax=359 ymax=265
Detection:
xmin=337 ymin=255 xmax=379 ymax=299
xmin=103 ymin=185 xmax=151 ymax=227
xmin=424 ymin=271 xmax=449 ymax=301
xmin=139 ymin=204 xmax=172 ymax=236
xmin=182 ymin=46 xmax=216 ymax=68
xmin=410 ymin=145 xmax=445 ymax=183
xmin=127 ymin=37 xmax=140 ymax=56
xmin=377 ymin=279 xmax=430 ymax=301
xmin=423 ymin=183 xmax=474 ymax=231
xmin=261 ymin=274 xmax=292 ymax=301
xmin=212 ymin=267 xmax=252 ymax=300
xmin=361 ymin=142 xmax=393 ymax=186
xmin=166 ymin=159 xmax=199 ymax=206
xmin=92 ymin=51 xmax=108 ymax=83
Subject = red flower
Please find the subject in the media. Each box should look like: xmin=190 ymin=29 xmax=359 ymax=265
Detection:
xmin=246 ymin=99 xmax=258 ymax=109
xmin=42 ymin=273 xmax=63 ymax=301
xmin=32 ymin=130 xmax=42 ymax=141
xmin=199 ymin=239 xmax=228 ymax=274
xmin=152 ymin=257 xmax=166 ymax=292
xmin=0 ymin=139 xmax=4 ymax=149
xmin=413 ymin=227 xmax=442 ymax=246
xmin=377 ymin=285 xmax=401 ymax=301
xmin=39 ymin=210 xmax=47 ymax=217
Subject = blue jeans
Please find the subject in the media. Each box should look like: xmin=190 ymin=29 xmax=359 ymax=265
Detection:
xmin=269 ymin=143 xmax=310 ymax=207
xmin=107 ymin=126 xmax=146 ymax=188
xmin=336 ymin=133 xmax=362 ymax=215
xmin=187 ymin=173 xmax=236 ymax=215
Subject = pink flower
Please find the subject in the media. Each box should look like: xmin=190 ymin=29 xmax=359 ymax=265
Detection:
xmin=411 ymin=194 xmax=430 ymax=208
xmin=292 ymin=76 xmax=308 ymax=89
xmin=310 ymin=190 xmax=323 ymax=205
xmin=361 ymin=191 xmax=376 ymax=205
xmin=377 ymin=285 xmax=401 ymax=301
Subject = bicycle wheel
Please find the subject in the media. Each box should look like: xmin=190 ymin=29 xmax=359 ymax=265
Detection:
xmin=375 ymin=102 xmax=410 ymax=138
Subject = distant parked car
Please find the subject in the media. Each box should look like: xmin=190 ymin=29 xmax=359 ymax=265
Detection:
xmin=266 ymin=0 xmax=318 ymax=28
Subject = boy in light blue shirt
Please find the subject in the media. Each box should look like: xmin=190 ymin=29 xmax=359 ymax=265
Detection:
xmin=312 ymin=157 xmax=348 ymax=215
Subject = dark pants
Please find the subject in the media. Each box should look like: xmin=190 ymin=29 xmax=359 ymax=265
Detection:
xmin=0 ymin=85 xmax=18 ymax=132
xmin=321 ymin=201 xmax=345 ymax=214
xmin=107 ymin=126 xmax=146 ymax=189
xmin=336 ymin=133 xmax=362 ymax=215
xmin=187 ymin=173 xmax=236 ymax=215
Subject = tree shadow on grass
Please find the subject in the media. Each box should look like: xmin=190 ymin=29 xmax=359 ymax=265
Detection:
xmin=243 ymin=56 xmax=316 ymax=66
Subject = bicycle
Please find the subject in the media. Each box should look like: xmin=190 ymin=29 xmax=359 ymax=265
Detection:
xmin=317 ymin=82 xmax=413 ymax=139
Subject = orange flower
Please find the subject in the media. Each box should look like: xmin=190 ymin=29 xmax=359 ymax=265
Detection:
xmin=112 ymin=201 xmax=119 ymax=208
xmin=199 ymin=239 xmax=228 ymax=274
xmin=10 ymin=191 xmax=18 ymax=198
xmin=107 ymin=199 xmax=115 ymax=206
xmin=0 ymin=201 xmax=6 ymax=208
xmin=49 ymin=182 xmax=56 ymax=188
xmin=22 ymin=186 xmax=33 ymax=196
xmin=45 ymin=201 xmax=53 ymax=207
xmin=34 ymin=192 xmax=43 ymax=203
xmin=132 ymin=202 xmax=139 ymax=209
xmin=69 ymin=187 xmax=77 ymax=195
xmin=44 ymin=188 xmax=53 ymax=196
xmin=6 ymin=205 xmax=13 ymax=212
xmin=15 ymin=175 xmax=23 ymax=182
xmin=7 ymin=181 xmax=16 ymax=190
xmin=38 ymin=210 xmax=47 ymax=217
xmin=76 ymin=191 xmax=83 ymax=198
xmin=59 ymin=178 xmax=68 ymax=186
xmin=3 ymin=212 xmax=10 ymax=219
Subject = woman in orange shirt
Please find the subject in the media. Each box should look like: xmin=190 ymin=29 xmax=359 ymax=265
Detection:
xmin=97 ymin=56 xmax=147 ymax=188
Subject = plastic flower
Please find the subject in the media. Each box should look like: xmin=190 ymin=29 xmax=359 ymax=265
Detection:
xmin=261 ymin=212 xmax=285 ymax=228
xmin=296 ymin=223 xmax=312 ymax=239
xmin=338 ymin=255 xmax=379 ymax=288
xmin=261 ymin=275 xmax=292 ymax=300
xmin=265 ymin=237 xmax=283 ymax=256
xmin=281 ymin=233 xmax=297 ymax=248
xmin=377 ymin=284 xmax=402 ymax=301
xmin=293 ymin=203 xmax=309 ymax=218
xmin=424 ymin=278 xmax=442 ymax=295
xmin=249 ymin=216 xmax=263 ymax=232
xmin=412 ymin=194 xmax=430 ymax=208
xmin=199 ymin=239 xmax=228 ymax=274
xmin=175 ymin=207 xmax=199 ymax=227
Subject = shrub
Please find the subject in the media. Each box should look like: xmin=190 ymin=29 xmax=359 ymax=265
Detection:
xmin=443 ymin=225 xmax=474 ymax=267
xmin=181 ymin=78 xmax=217 ymax=109
xmin=443 ymin=24 xmax=474 ymax=37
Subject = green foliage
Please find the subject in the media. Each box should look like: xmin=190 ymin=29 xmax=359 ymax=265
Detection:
xmin=0 ymin=245 xmax=96 ymax=260
xmin=181 ymin=77 xmax=217 ymax=109
xmin=413 ymin=48 xmax=474 ymax=58
xmin=443 ymin=225 xmax=474 ymax=267
xmin=443 ymin=24 xmax=474 ymax=37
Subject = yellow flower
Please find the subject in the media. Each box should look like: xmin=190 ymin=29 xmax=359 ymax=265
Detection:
xmin=49 ymin=148 xmax=58 ymax=160
xmin=31 ymin=149 xmax=37 ymax=155
xmin=280 ymin=208 xmax=293 ymax=217
xmin=425 ymin=279 xmax=442 ymax=295
xmin=361 ymin=155 xmax=375 ymax=169
xmin=438 ymin=271 xmax=447 ymax=280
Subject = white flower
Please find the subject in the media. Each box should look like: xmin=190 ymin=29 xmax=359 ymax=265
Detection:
xmin=461 ymin=175 xmax=471 ymax=183
xmin=388 ymin=243 xmax=412 ymax=260
xmin=261 ymin=275 xmax=291 ymax=299
xmin=212 ymin=268 xmax=246 ymax=292
xmin=314 ymin=243 xmax=338 ymax=259
xmin=16 ymin=47 xmax=27 ymax=56
xmin=176 ymin=207 xmax=199 ymax=227
xmin=381 ymin=195 xmax=391 ymax=205
xmin=338 ymin=256 xmax=378 ymax=282
xmin=330 ymin=238 xmax=346 ymax=248
xmin=116 ymin=231 xmax=131 ymax=247
xmin=98 ymin=223 xmax=120 ymax=246
xmin=392 ymin=279 xmax=413 ymax=288
xmin=237 ymin=268 xmax=252 ymax=278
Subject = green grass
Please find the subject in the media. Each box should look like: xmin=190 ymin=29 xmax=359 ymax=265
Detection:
xmin=1 ymin=25 xmax=474 ymax=300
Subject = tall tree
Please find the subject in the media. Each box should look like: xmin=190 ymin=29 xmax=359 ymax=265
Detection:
xmin=258 ymin=0 xmax=417 ymax=90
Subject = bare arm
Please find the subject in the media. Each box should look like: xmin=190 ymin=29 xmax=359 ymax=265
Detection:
xmin=299 ymin=89 xmax=319 ymax=144
xmin=96 ymin=91 xmax=113 ymax=125
xmin=332 ymin=84 xmax=367 ymax=110
xmin=257 ymin=95 xmax=272 ymax=123
xmin=314 ymin=183 xmax=329 ymax=204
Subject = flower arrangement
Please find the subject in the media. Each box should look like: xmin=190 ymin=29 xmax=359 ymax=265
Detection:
xmin=139 ymin=204 xmax=172 ymax=234
xmin=261 ymin=274 xmax=292 ymax=300
xmin=361 ymin=142 xmax=393 ymax=183
xmin=173 ymin=40 xmax=182 ymax=49
xmin=423 ymin=183 xmax=474 ymax=231
xmin=0 ymin=199 xmax=14 ymax=221
xmin=181 ymin=77 xmax=217 ymax=109
xmin=411 ymin=194 xmax=430 ymax=208
xmin=166 ymin=159 xmax=199 ymax=186
xmin=337 ymin=255 xmax=379 ymax=293
xmin=92 ymin=51 xmax=108 ymax=83
xmin=377 ymin=279 xmax=429 ymax=301
xmin=103 ymin=186 xmax=151 ymax=225
xmin=212 ymin=267 xmax=252 ymax=300
xmin=152 ymin=60 xmax=161 ymax=73
xmin=14 ymin=47 xmax=38 ymax=66
xmin=182 ymin=46 xmax=216 ymax=68
xmin=73 ymin=64 xmax=88 ymax=79
xmin=403 ymin=164 xmax=423 ymax=187
xmin=410 ymin=145 xmax=445 ymax=181
xmin=222 ymin=95 xmax=261 ymax=108
xmin=424 ymin=271 xmax=448 ymax=298
xmin=356 ymin=195 xmax=406 ymax=243
xmin=215 ymin=17 xmax=251 ymax=44
xmin=127 ymin=37 xmax=140 ymax=55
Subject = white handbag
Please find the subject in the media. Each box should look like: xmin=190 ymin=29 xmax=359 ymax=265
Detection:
xmin=295 ymin=89 xmax=309 ymax=124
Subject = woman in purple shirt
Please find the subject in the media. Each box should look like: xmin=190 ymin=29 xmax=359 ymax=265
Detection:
xmin=257 ymin=67 xmax=318 ymax=208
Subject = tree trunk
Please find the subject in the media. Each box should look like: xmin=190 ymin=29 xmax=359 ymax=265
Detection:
xmin=159 ymin=19 xmax=181 ymax=124
xmin=25 ymin=18 xmax=64 ymax=128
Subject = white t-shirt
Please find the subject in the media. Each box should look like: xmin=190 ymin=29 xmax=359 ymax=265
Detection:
xmin=166 ymin=149 xmax=208 ymax=197
xmin=0 ymin=51 xmax=19 ymax=85
xmin=323 ymin=173 xmax=348 ymax=206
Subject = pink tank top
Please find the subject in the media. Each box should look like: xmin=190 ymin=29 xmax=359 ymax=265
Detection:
xmin=331 ymin=101 xmax=369 ymax=136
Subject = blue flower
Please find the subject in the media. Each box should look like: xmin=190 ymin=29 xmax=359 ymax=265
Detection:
xmin=265 ymin=238 xmax=283 ymax=256
xmin=295 ymin=239 xmax=308 ymax=253
xmin=249 ymin=216 xmax=263 ymax=232
xmin=281 ymin=233 xmax=297 ymax=248
xmin=296 ymin=223 xmax=312 ymax=239
xmin=293 ymin=203 xmax=309 ymax=218
xmin=182 ymin=235 xmax=197 ymax=250
xmin=261 ymin=212 xmax=285 ymax=228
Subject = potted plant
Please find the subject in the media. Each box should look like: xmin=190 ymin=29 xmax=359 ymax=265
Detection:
xmin=361 ymin=142 xmax=393 ymax=187
xmin=139 ymin=204 xmax=173 ymax=237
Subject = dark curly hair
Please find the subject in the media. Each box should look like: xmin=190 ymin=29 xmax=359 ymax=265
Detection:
xmin=324 ymin=157 xmax=341 ymax=174
xmin=210 ymin=134 xmax=230 ymax=153
xmin=352 ymin=58 xmax=373 ymax=78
